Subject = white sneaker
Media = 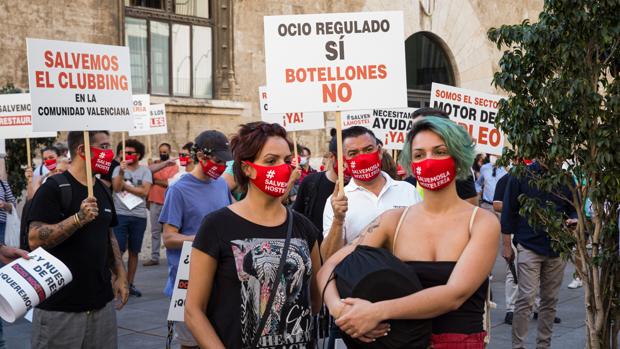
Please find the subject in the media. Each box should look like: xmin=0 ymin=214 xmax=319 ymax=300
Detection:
xmin=568 ymin=277 xmax=583 ymax=289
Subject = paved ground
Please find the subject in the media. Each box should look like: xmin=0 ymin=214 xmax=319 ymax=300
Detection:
xmin=3 ymin=249 xmax=589 ymax=348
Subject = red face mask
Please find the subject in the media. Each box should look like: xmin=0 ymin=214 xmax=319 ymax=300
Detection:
xmin=245 ymin=161 xmax=292 ymax=197
xmin=179 ymin=155 xmax=190 ymax=166
xmin=345 ymin=151 xmax=382 ymax=182
xmin=125 ymin=153 xmax=138 ymax=165
xmin=200 ymin=159 xmax=226 ymax=179
xmin=332 ymin=157 xmax=353 ymax=177
xmin=411 ymin=157 xmax=456 ymax=191
xmin=44 ymin=159 xmax=57 ymax=171
xmin=80 ymin=147 xmax=115 ymax=175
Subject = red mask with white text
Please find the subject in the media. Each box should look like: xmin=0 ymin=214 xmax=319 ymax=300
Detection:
xmin=179 ymin=155 xmax=190 ymax=166
xmin=80 ymin=147 xmax=114 ymax=175
xmin=345 ymin=151 xmax=382 ymax=182
xmin=125 ymin=154 xmax=138 ymax=165
xmin=332 ymin=158 xmax=353 ymax=177
xmin=200 ymin=159 xmax=226 ymax=179
xmin=245 ymin=161 xmax=292 ymax=197
xmin=44 ymin=159 xmax=57 ymax=171
xmin=411 ymin=157 xmax=456 ymax=191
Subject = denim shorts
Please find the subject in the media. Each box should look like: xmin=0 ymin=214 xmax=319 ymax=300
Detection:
xmin=113 ymin=215 xmax=147 ymax=253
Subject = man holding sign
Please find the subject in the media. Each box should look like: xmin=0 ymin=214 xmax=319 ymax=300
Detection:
xmin=26 ymin=131 xmax=128 ymax=349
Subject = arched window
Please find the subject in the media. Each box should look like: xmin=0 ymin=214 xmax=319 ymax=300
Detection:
xmin=405 ymin=32 xmax=455 ymax=107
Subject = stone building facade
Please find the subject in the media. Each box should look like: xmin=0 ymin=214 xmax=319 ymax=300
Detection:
xmin=0 ymin=0 xmax=543 ymax=159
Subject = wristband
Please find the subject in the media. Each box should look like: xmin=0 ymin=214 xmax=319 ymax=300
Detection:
xmin=74 ymin=213 xmax=82 ymax=227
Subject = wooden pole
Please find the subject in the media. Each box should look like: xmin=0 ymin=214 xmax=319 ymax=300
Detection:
xmin=83 ymin=131 xmax=94 ymax=197
xmin=25 ymin=137 xmax=31 ymax=169
xmin=293 ymin=131 xmax=298 ymax=162
xmin=121 ymin=132 xmax=126 ymax=162
xmin=147 ymin=135 xmax=152 ymax=163
xmin=335 ymin=111 xmax=344 ymax=192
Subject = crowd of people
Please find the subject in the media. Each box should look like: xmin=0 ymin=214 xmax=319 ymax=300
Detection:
xmin=0 ymin=107 xmax=585 ymax=349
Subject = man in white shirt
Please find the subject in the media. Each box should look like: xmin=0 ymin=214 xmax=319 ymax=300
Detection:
xmin=321 ymin=126 xmax=422 ymax=260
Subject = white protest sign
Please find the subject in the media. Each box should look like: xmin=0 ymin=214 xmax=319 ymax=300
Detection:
xmin=264 ymin=11 xmax=407 ymax=112
xmin=0 ymin=247 xmax=73 ymax=323
xmin=128 ymin=94 xmax=151 ymax=136
xmin=259 ymin=86 xmax=325 ymax=131
xmin=27 ymin=38 xmax=133 ymax=131
xmin=430 ymin=83 xmax=505 ymax=155
xmin=0 ymin=140 xmax=5 ymax=156
xmin=340 ymin=109 xmax=373 ymax=129
xmin=341 ymin=108 xmax=418 ymax=150
xmin=167 ymin=241 xmax=192 ymax=322
xmin=146 ymin=104 xmax=168 ymax=135
xmin=0 ymin=94 xmax=57 ymax=139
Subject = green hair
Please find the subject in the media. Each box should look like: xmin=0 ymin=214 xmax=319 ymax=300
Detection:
xmin=399 ymin=116 xmax=476 ymax=179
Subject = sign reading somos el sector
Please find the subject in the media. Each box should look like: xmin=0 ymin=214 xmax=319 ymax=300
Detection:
xmin=259 ymin=86 xmax=325 ymax=131
xmin=167 ymin=241 xmax=192 ymax=322
xmin=264 ymin=11 xmax=407 ymax=112
xmin=0 ymin=94 xmax=57 ymax=139
xmin=430 ymin=83 xmax=505 ymax=155
xmin=341 ymin=108 xmax=418 ymax=150
xmin=128 ymin=95 xmax=151 ymax=136
xmin=26 ymin=38 xmax=133 ymax=132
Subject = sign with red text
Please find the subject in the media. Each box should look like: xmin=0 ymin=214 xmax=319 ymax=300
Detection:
xmin=167 ymin=241 xmax=192 ymax=322
xmin=430 ymin=83 xmax=505 ymax=155
xmin=264 ymin=12 xmax=407 ymax=112
xmin=129 ymin=103 xmax=167 ymax=136
xmin=341 ymin=108 xmax=417 ymax=150
xmin=26 ymin=38 xmax=133 ymax=131
xmin=259 ymin=86 xmax=325 ymax=131
xmin=128 ymin=95 xmax=150 ymax=136
xmin=0 ymin=94 xmax=57 ymax=139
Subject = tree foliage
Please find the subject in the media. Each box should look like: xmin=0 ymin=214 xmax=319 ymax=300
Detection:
xmin=488 ymin=1 xmax=620 ymax=347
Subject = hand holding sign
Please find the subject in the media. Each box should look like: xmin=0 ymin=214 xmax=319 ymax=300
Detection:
xmin=78 ymin=197 xmax=99 ymax=225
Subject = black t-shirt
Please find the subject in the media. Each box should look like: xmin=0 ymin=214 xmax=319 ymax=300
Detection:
xmin=193 ymin=207 xmax=319 ymax=349
xmin=28 ymin=171 xmax=117 ymax=312
xmin=404 ymin=175 xmax=478 ymax=200
xmin=292 ymin=172 xmax=335 ymax=241
xmin=98 ymin=159 xmax=120 ymax=189
xmin=493 ymin=173 xmax=510 ymax=202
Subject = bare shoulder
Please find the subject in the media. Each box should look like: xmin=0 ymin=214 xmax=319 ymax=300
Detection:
xmin=471 ymin=207 xmax=501 ymax=238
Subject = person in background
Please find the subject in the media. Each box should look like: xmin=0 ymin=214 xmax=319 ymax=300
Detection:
xmin=184 ymin=122 xmax=321 ymax=348
xmin=26 ymin=157 xmax=71 ymax=200
xmin=476 ymin=155 xmax=507 ymax=215
xmin=298 ymin=145 xmax=316 ymax=184
xmin=404 ymin=108 xmax=479 ymax=205
xmin=0 ymin=177 xmax=16 ymax=244
xmin=160 ymin=130 xmax=232 ymax=349
xmin=54 ymin=142 xmax=69 ymax=158
xmin=32 ymin=146 xmax=60 ymax=180
xmin=27 ymin=130 xmax=128 ymax=349
xmin=169 ymin=142 xmax=195 ymax=187
xmin=472 ymin=154 xmax=487 ymax=180
xmin=97 ymin=142 xmax=122 ymax=190
xmin=381 ymin=150 xmax=399 ymax=180
xmin=144 ymin=142 xmax=179 ymax=266
xmin=0 ymin=244 xmax=30 ymax=349
xmin=112 ymin=139 xmax=153 ymax=297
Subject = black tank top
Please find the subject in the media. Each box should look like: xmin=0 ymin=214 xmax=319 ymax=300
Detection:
xmin=406 ymin=261 xmax=488 ymax=334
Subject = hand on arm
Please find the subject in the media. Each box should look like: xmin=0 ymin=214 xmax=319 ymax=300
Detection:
xmin=162 ymin=223 xmax=195 ymax=250
xmin=123 ymin=181 xmax=152 ymax=198
xmin=149 ymin=159 xmax=177 ymax=174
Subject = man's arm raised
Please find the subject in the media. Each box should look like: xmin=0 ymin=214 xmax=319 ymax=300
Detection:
xmin=320 ymin=184 xmax=348 ymax=260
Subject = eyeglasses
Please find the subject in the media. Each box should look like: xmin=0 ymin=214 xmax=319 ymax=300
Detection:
xmin=125 ymin=151 xmax=137 ymax=156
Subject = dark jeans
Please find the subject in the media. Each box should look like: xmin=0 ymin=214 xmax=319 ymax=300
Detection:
xmin=0 ymin=221 xmax=6 ymax=246
xmin=0 ymin=319 xmax=5 ymax=349
xmin=327 ymin=318 xmax=342 ymax=349
xmin=113 ymin=215 xmax=147 ymax=253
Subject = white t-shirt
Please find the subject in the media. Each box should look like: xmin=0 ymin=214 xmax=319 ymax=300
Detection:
xmin=323 ymin=172 xmax=422 ymax=244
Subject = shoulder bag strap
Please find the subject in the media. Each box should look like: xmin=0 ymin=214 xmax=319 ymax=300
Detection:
xmin=251 ymin=208 xmax=294 ymax=348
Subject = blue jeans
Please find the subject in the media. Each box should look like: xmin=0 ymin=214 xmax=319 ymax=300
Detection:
xmin=0 ymin=319 xmax=5 ymax=349
xmin=113 ymin=215 xmax=147 ymax=253
xmin=0 ymin=221 xmax=6 ymax=246
xmin=327 ymin=318 xmax=342 ymax=349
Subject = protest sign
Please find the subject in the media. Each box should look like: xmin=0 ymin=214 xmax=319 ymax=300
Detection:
xmin=146 ymin=104 xmax=168 ymax=135
xmin=264 ymin=11 xmax=407 ymax=112
xmin=259 ymin=86 xmax=325 ymax=131
xmin=0 ymin=247 xmax=73 ymax=323
xmin=26 ymin=38 xmax=133 ymax=132
xmin=0 ymin=94 xmax=57 ymax=139
xmin=128 ymin=95 xmax=151 ymax=136
xmin=341 ymin=108 xmax=417 ymax=150
xmin=430 ymin=83 xmax=505 ymax=155
xmin=167 ymin=241 xmax=192 ymax=322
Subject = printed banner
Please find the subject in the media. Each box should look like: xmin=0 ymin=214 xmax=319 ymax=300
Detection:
xmin=0 ymin=94 xmax=57 ymax=139
xmin=430 ymin=83 xmax=505 ymax=155
xmin=0 ymin=247 xmax=73 ymax=323
xmin=264 ymin=11 xmax=407 ymax=112
xmin=341 ymin=108 xmax=417 ymax=150
xmin=259 ymin=86 xmax=325 ymax=131
xmin=128 ymin=95 xmax=150 ymax=136
xmin=167 ymin=241 xmax=192 ymax=322
xmin=27 ymin=38 xmax=133 ymax=131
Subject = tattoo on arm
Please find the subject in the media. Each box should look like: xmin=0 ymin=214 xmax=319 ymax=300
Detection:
xmin=30 ymin=216 xmax=80 ymax=249
xmin=355 ymin=215 xmax=381 ymax=246
xmin=108 ymin=230 xmax=125 ymax=276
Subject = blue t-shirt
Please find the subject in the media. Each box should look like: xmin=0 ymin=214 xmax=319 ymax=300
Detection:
xmin=159 ymin=173 xmax=231 ymax=296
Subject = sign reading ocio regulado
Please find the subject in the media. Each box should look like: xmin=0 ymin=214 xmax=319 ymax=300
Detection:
xmin=264 ymin=12 xmax=407 ymax=112
xmin=26 ymin=38 xmax=133 ymax=131
xmin=0 ymin=93 xmax=57 ymax=139
xmin=341 ymin=108 xmax=418 ymax=150
xmin=430 ymin=83 xmax=505 ymax=155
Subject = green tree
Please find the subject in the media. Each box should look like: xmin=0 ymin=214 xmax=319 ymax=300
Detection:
xmin=1 ymin=84 xmax=55 ymax=199
xmin=488 ymin=1 xmax=620 ymax=348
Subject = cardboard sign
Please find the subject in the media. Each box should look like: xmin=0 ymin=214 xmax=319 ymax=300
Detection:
xmin=341 ymin=108 xmax=417 ymax=150
xmin=26 ymin=38 xmax=133 ymax=131
xmin=0 ymin=94 xmax=57 ymax=139
xmin=430 ymin=83 xmax=505 ymax=155
xmin=129 ymin=103 xmax=167 ymax=136
xmin=259 ymin=86 xmax=325 ymax=131
xmin=167 ymin=241 xmax=192 ymax=322
xmin=128 ymin=95 xmax=151 ymax=136
xmin=0 ymin=248 xmax=73 ymax=323
xmin=264 ymin=11 xmax=407 ymax=112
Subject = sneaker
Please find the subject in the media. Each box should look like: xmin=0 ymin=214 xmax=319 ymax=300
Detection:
xmin=129 ymin=284 xmax=142 ymax=297
xmin=504 ymin=312 xmax=513 ymax=325
xmin=533 ymin=312 xmax=561 ymax=324
xmin=568 ymin=277 xmax=583 ymax=289
xmin=143 ymin=259 xmax=159 ymax=266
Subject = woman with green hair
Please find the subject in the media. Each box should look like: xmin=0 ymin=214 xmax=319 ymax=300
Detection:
xmin=318 ymin=117 xmax=500 ymax=348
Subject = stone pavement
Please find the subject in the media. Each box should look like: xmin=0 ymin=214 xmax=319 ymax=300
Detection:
xmin=3 ymin=252 xmax=587 ymax=348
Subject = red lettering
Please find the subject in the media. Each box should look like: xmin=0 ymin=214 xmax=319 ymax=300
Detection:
xmin=489 ymin=128 xmax=501 ymax=146
xmin=44 ymin=51 xmax=54 ymax=68
xmin=285 ymin=69 xmax=295 ymax=83
xmin=478 ymin=126 xmax=489 ymax=145
xmin=377 ymin=64 xmax=387 ymax=79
